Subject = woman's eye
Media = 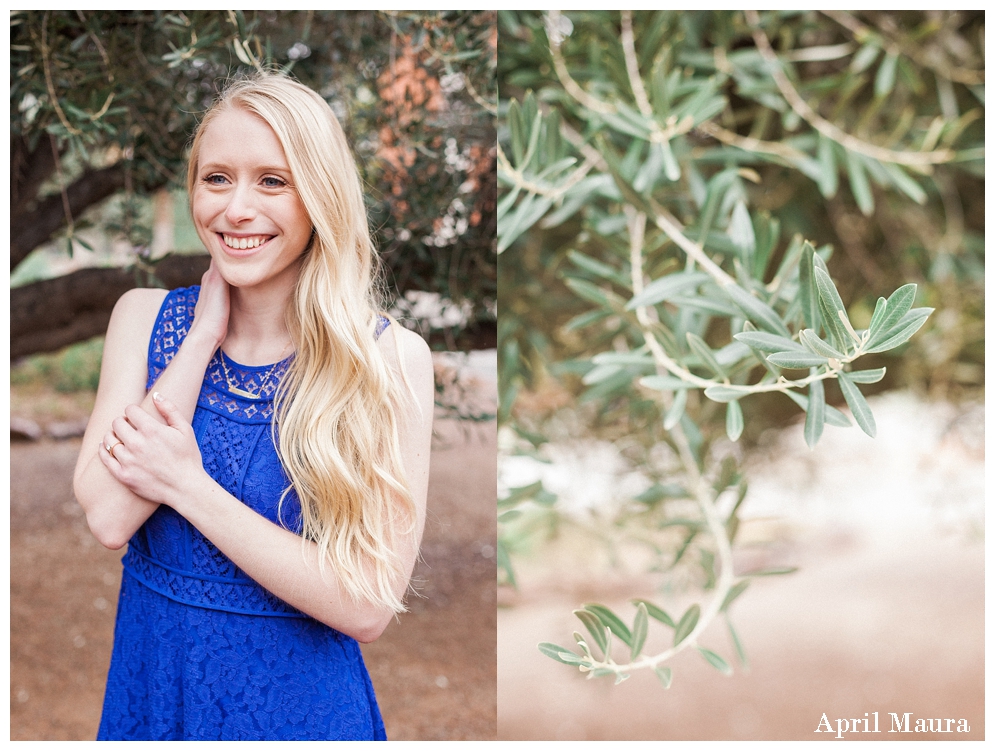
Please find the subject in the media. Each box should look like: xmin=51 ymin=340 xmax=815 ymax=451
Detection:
xmin=262 ymin=176 xmax=285 ymax=188
xmin=203 ymin=174 xmax=228 ymax=186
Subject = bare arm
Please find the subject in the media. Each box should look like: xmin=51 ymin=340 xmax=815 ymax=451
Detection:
xmin=74 ymin=271 xmax=228 ymax=549
xmin=100 ymin=324 xmax=435 ymax=642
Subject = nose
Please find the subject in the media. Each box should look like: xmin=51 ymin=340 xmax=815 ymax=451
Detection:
xmin=224 ymin=184 xmax=257 ymax=225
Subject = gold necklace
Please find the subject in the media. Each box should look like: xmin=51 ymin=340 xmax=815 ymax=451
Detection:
xmin=218 ymin=346 xmax=291 ymax=400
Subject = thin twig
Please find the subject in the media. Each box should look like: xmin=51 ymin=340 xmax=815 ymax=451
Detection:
xmin=461 ymin=70 xmax=498 ymax=115
xmin=547 ymin=10 xmax=615 ymax=115
xmin=422 ymin=33 xmax=498 ymax=115
xmin=40 ymin=11 xmax=82 ymax=137
xmin=625 ymin=208 xmax=717 ymax=389
xmin=49 ymin=133 xmax=74 ymax=236
xmin=821 ymin=9 xmax=984 ymax=86
xmin=573 ymin=210 xmax=737 ymax=676
xmin=696 ymin=120 xmax=808 ymax=162
xmin=551 ymin=11 xmax=694 ymax=145
xmin=649 ymin=205 xmax=737 ymax=289
xmin=618 ymin=11 xmax=698 ymax=148
xmin=620 ymin=11 xmax=653 ymax=118
xmin=75 ymin=10 xmax=114 ymax=83
xmin=497 ymin=141 xmax=599 ymax=204
xmin=744 ymin=10 xmax=957 ymax=167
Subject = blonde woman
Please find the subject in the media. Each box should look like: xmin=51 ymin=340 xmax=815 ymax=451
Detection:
xmin=72 ymin=73 xmax=434 ymax=740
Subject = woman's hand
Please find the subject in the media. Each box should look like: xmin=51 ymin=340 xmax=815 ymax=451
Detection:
xmin=192 ymin=260 xmax=230 ymax=349
xmin=99 ymin=392 xmax=206 ymax=511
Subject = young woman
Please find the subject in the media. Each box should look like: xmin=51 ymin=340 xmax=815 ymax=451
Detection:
xmin=72 ymin=73 xmax=434 ymax=740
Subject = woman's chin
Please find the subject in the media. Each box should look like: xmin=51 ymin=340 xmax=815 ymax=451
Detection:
xmin=208 ymin=262 xmax=300 ymax=295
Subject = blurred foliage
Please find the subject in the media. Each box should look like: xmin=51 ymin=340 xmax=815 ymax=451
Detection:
xmin=10 ymin=338 xmax=105 ymax=393
xmin=496 ymin=10 xmax=983 ymax=685
xmin=498 ymin=9 xmax=982 ymax=410
xmin=10 ymin=10 xmax=496 ymax=338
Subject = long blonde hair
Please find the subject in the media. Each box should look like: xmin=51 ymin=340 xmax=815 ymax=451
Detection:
xmin=187 ymin=72 xmax=415 ymax=614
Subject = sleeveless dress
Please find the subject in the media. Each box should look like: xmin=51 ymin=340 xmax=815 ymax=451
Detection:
xmin=97 ymin=286 xmax=389 ymax=741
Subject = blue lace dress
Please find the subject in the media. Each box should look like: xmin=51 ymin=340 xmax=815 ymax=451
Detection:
xmin=97 ymin=286 xmax=388 ymax=741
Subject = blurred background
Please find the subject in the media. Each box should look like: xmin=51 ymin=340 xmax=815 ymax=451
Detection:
xmin=495 ymin=10 xmax=983 ymax=740
xmin=9 ymin=10 xmax=496 ymax=740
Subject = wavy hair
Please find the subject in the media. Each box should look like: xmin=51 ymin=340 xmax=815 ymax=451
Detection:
xmin=187 ymin=72 xmax=416 ymax=614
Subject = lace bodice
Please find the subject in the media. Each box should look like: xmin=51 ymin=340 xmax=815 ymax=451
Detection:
xmin=122 ymin=286 xmax=386 ymax=618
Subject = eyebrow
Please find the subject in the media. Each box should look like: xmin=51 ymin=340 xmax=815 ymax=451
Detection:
xmin=199 ymin=162 xmax=292 ymax=174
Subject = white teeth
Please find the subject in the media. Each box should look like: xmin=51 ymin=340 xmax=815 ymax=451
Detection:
xmin=222 ymin=234 xmax=268 ymax=250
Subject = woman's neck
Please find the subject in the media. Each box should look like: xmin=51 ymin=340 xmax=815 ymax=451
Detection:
xmin=222 ymin=283 xmax=295 ymax=366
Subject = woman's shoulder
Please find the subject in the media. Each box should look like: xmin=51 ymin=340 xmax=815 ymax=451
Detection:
xmin=108 ymin=288 xmax=171 ymax=339
xmin=115 ymin=286 xmax=172 ymax=312
xmin=376 ymin=320 xmax=434 ymax=397
xmin=376 ymin=320 xmax=432 ymax=373
xmin=108 ymin=286 xmax=200 ymax=359
xmin=116 ymin=285 xmax=201 ymax=308
xmin=375 ymin=322 xmax=434 ymax=424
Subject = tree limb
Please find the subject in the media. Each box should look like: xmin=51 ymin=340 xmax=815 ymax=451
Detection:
xmin=10 ymin=164 xmax=139 ymax=271
xmin=10 ymin=134 xmax=58 ymax=218
xmin=744 ymin=9 xmax=958 ymax=167
xmin=10 ymin=254 xmax=210 ymax=359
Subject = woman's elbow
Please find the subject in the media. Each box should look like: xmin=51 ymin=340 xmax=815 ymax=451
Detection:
xmin=91 ymin=526 xmax=131 ymax=551
xmin=353 ymin=615 xmax=392 ymax=644
xmin=324 ymin=608 xmax=394 ymax=644
xmin=82 ymin=510 xmax=132 ymax=550
xmin=74 ymin=483 xmax=130 ymax=550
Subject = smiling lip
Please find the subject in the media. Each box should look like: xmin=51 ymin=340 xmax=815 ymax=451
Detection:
xmin=218 ymin=233 xmax=274 ymax=255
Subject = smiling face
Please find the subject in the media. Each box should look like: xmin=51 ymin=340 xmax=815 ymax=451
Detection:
xmin=190 ymin=106 xmax=312 ymax=295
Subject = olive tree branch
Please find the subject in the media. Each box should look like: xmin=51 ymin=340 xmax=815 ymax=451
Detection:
xmin=647 ymin=204 xmax=737 ymax=289
xmin=570 ymin=210 xmax=738 ymax=677
xmin=496 ymin=141 xmax=598 ymax=202
xmin=695 ymin=120 xmax=809 ymax=163
xmin=625 ymin=207 xmax=715 ymax=391
xmin=744 ymin=9 xmax=960 ymax=168
xmin=626 ymin=209 xmax=869 ymax=395
xmin=39 ymin=12 xmax=82 ymax=137
xmin=546 ymin=10 xmax=615 ymax=115
xmin=620 ymin=10 xmax=653 ymax=118
xmin=821 ymin=9 xmax=984 ymax=86
xmin=549 ymin=11 xmax=696 ymax=146
xmin=503 ymin=117 xmax=871 ymax=399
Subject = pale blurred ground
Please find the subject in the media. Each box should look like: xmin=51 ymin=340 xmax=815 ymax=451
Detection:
xmin=497 ymin=391 xmax=984 ymax=740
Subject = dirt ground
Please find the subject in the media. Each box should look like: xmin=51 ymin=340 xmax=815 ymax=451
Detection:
xmin=9 ymin=360 xmax=497 ymax=741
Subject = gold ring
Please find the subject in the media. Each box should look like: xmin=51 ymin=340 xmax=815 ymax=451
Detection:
xmin=106 ymin=440 xmax=124 ymax=459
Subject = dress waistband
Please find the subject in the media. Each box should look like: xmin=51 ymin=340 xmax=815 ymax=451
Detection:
xmin=122 ymin=546 xmax=307 ymax=618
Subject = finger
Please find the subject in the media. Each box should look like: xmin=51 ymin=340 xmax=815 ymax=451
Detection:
xmin=98 ymin=439 xmax=134 ymax=490
xmin=111 ymin=414 xmax=139 ymax=442
xmin=102 ymin=431 xmax=126 ymax=458
xmin=98 ymin=441 xmax=113 ymax=468
xmin=151 ymin=391 xmax=187 ymax=429
xmin=204 ymin=260 xmax=220 ymax=285
xmin=124 ymin=403 xmax=159 ymax=432
xmin=99 ymin=439 xmax=122 ymax=469
xmin=102 ymin=431 xmax=119 ymax=452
